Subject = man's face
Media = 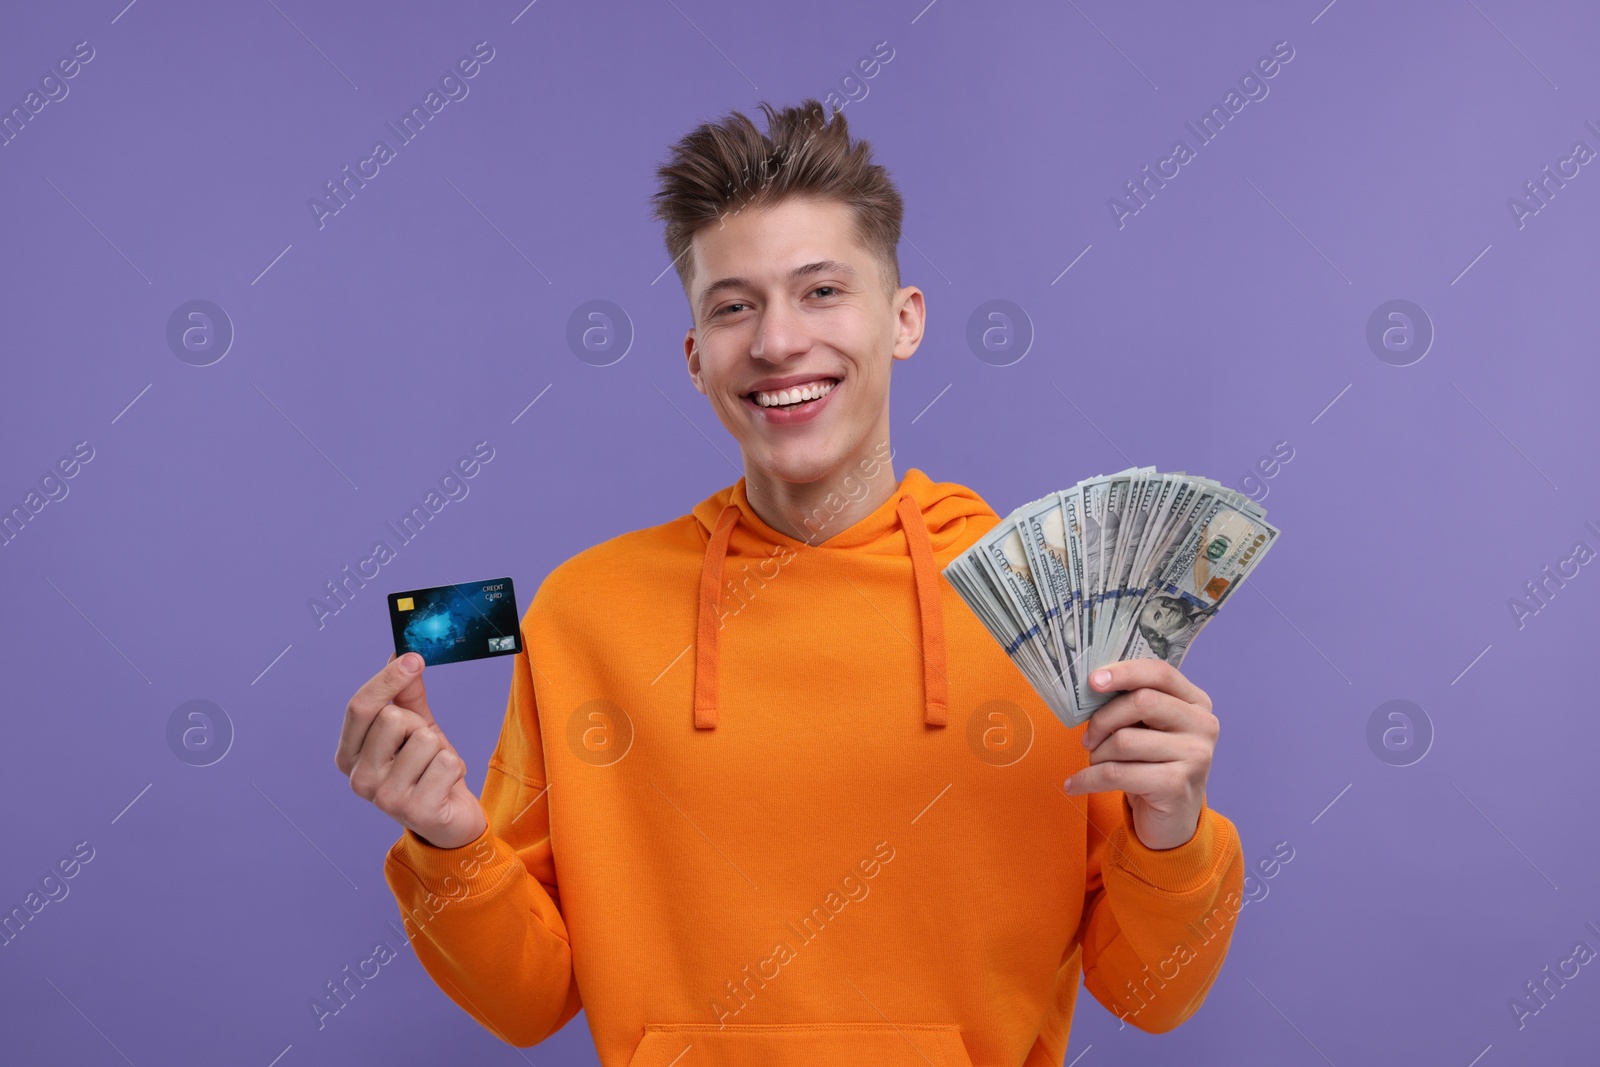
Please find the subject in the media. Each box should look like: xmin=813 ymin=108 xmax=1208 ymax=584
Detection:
xmin=682 ymin=196 xmax=923 ymax=487
xmin=1140 ymin=595 xmax=1189 ymax=637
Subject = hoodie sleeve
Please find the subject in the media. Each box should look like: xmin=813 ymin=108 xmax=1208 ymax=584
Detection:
xmin=382 ymin=644 xmax=582 ymax=1048
xmin=1076 ymin=789 xmax=1245 ymax=1032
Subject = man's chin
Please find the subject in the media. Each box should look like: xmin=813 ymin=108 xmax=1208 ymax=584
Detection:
xmin=743 ymin=445 xmax=848 ymax=489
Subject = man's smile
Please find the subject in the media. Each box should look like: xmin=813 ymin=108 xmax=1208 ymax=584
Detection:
xmin=741 ymin=374 xmax=842 ymax=413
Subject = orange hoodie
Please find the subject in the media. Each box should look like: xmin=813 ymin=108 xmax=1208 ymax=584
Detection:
xmin=383 ymin=467 xmax=1246 ymax=1066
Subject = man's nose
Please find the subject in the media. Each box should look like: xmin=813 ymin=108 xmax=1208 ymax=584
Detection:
xmin=750 ymin=300 xmax=810 ymax=362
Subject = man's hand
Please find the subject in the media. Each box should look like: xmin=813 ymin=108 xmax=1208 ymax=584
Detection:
xmin=1063 ymin=659 xmax=1219 ymax=851
xmin=337 ymin=652 xmax=488 ymax=850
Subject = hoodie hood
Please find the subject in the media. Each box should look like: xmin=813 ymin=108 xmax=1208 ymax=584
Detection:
xmin=688 ymin=467 xmax=997 ymax=730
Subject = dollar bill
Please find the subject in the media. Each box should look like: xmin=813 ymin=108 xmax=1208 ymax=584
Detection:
xmin=943 ymin=469 xmax=1280 ymax=728
xmin=1118 ymin=496 xmax=1280 ymax=669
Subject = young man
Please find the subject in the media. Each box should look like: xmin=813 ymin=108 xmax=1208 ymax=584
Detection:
xmin=337 ymin=99 xmax=1244 ymax=1066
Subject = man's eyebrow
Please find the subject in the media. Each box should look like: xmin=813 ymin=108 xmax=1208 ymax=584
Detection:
xmin=696 ymin=260 xmax=860 ymax=315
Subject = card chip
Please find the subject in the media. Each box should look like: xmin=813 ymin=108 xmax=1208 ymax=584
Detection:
xmin=396 ymin=597 xmax=414 ymax=611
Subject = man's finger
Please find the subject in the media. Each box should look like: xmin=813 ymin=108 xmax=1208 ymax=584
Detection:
xmin=1086 ymin=725 xmax=1185 ymax=766
xmin=348 ymin=704 xmax=432 ymax=797
xmin=388 ymin=656 xmax=435 ymax=724
xmin=349 ymin=653 xmax=433 ymax=724
xmin=339 ymin=654 xmax=436 ymax=772
xmin=1087 ymin=658 xmax=1208 ymax=707
xmin=1081 ymin=685 xmax=1193 ymax=750
xmin=1064 ymin=758 xmax=1177 ymax=797
xmin=411 ymin=741 xmax=468 ymax=810
xmin=378 ymin=724 xmax=447 ymax=811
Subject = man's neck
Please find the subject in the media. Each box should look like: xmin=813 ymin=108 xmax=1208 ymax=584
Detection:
xmin=742 ymin=451 xmax=900 ymax=546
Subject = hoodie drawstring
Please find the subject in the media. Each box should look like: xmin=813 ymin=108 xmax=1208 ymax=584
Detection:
xmin=691 ymin=493 xmax=949 ymax=730
xmin=693 ymin=503 xmax=741 ymax=730
xmin=895 ymin=493 xmax=950 ymax=727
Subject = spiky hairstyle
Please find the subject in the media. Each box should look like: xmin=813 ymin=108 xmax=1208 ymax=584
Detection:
xmin=649 ymin=98 xmax=904 ymax=307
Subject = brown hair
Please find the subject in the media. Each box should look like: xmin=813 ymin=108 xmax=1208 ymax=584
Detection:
xmin=649 ymin=98 xmax=904 ymax=308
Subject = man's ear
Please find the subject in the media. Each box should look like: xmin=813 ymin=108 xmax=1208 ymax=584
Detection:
xmin=684 ymin=328 xmax=707 ymax=395
xmin=890 ymin=286 xmax=926 ymax=363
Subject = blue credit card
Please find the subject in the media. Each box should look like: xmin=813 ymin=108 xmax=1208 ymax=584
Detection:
xmin=387 ymin=577 xmax=521 ymax=666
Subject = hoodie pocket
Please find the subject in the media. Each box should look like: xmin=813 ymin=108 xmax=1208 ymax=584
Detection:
xmin=626 ymin=1022 xmax=973 ymax=1066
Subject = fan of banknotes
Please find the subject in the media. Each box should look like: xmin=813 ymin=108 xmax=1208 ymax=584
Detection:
xmin=943 ymin=466 xmax=1280 ymax=728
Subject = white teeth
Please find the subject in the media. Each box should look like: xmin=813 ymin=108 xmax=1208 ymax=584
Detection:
xmin=753 ymin=379 xmax=836 ymax=408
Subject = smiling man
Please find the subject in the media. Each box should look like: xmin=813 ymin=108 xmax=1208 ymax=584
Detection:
xmin=340 ymin=99 xmax=1245 ymax=1065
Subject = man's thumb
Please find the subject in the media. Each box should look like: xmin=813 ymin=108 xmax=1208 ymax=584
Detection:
xmin=388 ymin=651 xmax=436 ymax=726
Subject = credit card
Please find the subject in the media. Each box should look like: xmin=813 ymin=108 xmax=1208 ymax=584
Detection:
xmin=387 ymin=577 xmax=521 ymax=666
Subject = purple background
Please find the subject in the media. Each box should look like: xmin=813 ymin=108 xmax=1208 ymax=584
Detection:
xmin=2 ymin=1 xmax=1596 ymax=1064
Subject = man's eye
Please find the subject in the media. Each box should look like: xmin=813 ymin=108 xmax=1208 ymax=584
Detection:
xmin=716 ymin=303 xmax=748 ymax=316
xmin=812 ymin=286 xmax=838 ymax=298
